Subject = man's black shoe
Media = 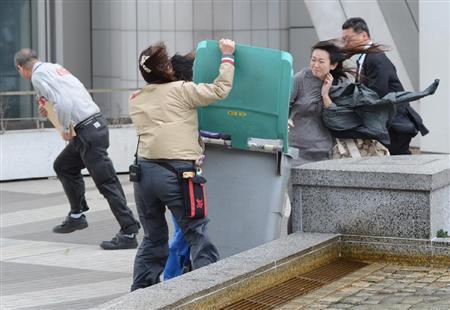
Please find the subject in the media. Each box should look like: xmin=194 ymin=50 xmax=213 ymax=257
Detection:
xmin=53 ymin=214 xmax=88 ymax=233
xmin=100 ymin=233 xmax=138 ymax=250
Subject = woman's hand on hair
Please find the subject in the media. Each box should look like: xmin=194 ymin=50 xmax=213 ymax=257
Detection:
xmin=321 ymin=73 xmax=334 ymax=108
xmin=288 ymin=119 xmax=295 ymax=130
xmin=219 ymin=39 xmax=235 ymax=55
xmin=321 ymin=73 xmax=333 ymax=95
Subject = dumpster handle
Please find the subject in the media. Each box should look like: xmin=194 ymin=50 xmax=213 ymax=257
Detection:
xmin=247 ymin=137 xmax=283 ymax=153
xmin=201 ymin=137 xmax=232 ymax=147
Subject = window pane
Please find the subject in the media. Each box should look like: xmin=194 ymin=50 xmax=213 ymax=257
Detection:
xmin=0 ymin=0 xmax=33 ymax=119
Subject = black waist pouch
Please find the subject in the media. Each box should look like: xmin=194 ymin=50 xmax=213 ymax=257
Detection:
xmin=179 ymin=169 xmax=207 ymax=219
xmin=129 ymin=163 xmax=141 ymax=182
xmin=130 ymin=136 xmax=141 ymax=182
xmin=156 ymin=163 xmax=207 ymax=219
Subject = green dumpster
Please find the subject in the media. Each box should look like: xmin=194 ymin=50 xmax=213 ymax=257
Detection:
xmin=195 ymin=40 xmax=291 ymax=153
xmin=194 ymin=40 xmax=296 ymax=258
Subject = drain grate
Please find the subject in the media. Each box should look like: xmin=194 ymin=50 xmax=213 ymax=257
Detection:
xmin=222 ymin=259 xmax=368 ymax=310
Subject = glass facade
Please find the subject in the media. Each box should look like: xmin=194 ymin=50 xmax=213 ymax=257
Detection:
xmin=0 ymin=0 xmax=34 ymax=119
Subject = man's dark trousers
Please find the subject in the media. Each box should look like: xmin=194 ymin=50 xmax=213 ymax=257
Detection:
xmin=388 ymin=128 xmax=412 ymax=155
xmin=53 ymin=115 xmax=139 ymax=234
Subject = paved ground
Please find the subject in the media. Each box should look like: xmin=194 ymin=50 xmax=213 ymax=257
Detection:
xmin=0 ymin=174 xmax=291 ymax=310
xmin=0 ymin=175 xmax=170 ymax=310
xmin=3 ymin=175 xmax=449 ymax=310
xmin=280 ymin=263 xmax=450 ymax=310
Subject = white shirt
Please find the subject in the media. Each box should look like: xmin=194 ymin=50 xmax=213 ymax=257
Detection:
xmin=356 ymin=41 xmax=373 ymax=80
xmin=31 ymin=62 xmax=100 ymax=132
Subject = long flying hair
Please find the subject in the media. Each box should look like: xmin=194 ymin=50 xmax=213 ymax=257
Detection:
xmin=312 ymin=39 xmax=386 ymax=81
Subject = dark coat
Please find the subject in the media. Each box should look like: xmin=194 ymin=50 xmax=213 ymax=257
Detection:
xmin=322 ymin=80 xmax=439 ymax=145
xmin=360 ymin=52 xmax=429 ymax=136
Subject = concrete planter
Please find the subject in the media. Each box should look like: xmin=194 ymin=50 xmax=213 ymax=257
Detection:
xmin=291 ymin=155 xmax=450 ymax=240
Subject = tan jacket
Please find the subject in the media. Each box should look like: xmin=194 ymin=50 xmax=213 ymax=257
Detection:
xmin=130 ymin=62 xmax=234 ymax=160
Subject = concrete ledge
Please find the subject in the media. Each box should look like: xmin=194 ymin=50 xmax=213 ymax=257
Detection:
xmin=97 ymin=233 xmax=340 ymax=310
xmin=0 ymin=126 xmax=136 ymax=181
xmin=432 ymin=237 xmax=450 ymax=247
xmin=292 ymin=155 xmax=450 ymax=191
xmin=95 ymin=233 xmax=450 ymax=310
xmin=341 ymin=235 xmax=450 ymax=267
xmin=292 ymin=155 xmax=450 ymax=239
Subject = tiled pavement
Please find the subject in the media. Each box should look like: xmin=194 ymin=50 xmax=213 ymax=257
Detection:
xmin=0 ymin=175 xmax=174 ymax=310
xmin=279 ymin=264 xmax=450 ymax=310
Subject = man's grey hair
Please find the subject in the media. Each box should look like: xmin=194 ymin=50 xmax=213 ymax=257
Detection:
xmin=14 ymin=48 xmax=39 ymax=70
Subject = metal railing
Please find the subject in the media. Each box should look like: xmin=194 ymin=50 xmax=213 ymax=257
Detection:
xmin=0 ymin=88 xmax=139 ymax=133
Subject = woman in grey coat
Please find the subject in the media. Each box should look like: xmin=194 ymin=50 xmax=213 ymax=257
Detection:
xmin=287 ymin=40 xmax=380 ymax=233
xmin=289 ymin=40 xmax=352 ymax=166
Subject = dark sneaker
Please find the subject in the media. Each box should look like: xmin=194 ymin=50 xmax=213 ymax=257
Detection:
xmin=100 ymin=233 xmax=138 ymax=250
xmin=53 ymin=214 xmax=88 ymax=233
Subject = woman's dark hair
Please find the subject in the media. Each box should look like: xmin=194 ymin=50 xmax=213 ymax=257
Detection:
xmin=139 ymin=42 xmax=176 ymax=84
xmin=311 ymin=39 xmax=386 ymax=80
xmin=171 ymin=52 xmax=195 ymax=82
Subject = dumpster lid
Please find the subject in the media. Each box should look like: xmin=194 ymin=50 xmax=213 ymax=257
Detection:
xmin=194 ymin=40 xmax=293 ymax=153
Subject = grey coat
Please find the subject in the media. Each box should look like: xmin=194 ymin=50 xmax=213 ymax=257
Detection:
xmin=288 ymin=68 xmax=333 ymax=166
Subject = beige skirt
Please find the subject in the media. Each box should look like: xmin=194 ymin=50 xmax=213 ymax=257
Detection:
xmin=332 ymin=138 xmax=390 ymax=159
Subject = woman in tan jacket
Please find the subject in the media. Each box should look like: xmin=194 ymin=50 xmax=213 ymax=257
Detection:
xmin=129 ymin=39 xmax=235 ymax=290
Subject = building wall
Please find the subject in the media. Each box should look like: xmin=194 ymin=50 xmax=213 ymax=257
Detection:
xmin=5 ymin=0 xmax=448 ymax=179
xmin=90 ymin=0 xmax=291 ymax=119
xmin=55 ymin=0 xmax=450 ymax=154
xmin=419 ymin=1 xmax=450 ymax=153
xmin=54 ymin=0 xmax=92 ymax=88
xmin=377 ymin=0 xmax=419 ymax=90
xmin=288 ymin=0 xmax=318 ymax=73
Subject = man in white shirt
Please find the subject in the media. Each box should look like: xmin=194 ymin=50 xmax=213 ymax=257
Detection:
xmin=15 ymin=48 xmax=140 ymax=250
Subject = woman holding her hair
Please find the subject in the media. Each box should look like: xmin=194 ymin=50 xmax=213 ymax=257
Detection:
xmin=289 ymin=40 xmax=352 ymax=166
xmin=287 ymin=40 xmax=384 ymax=233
